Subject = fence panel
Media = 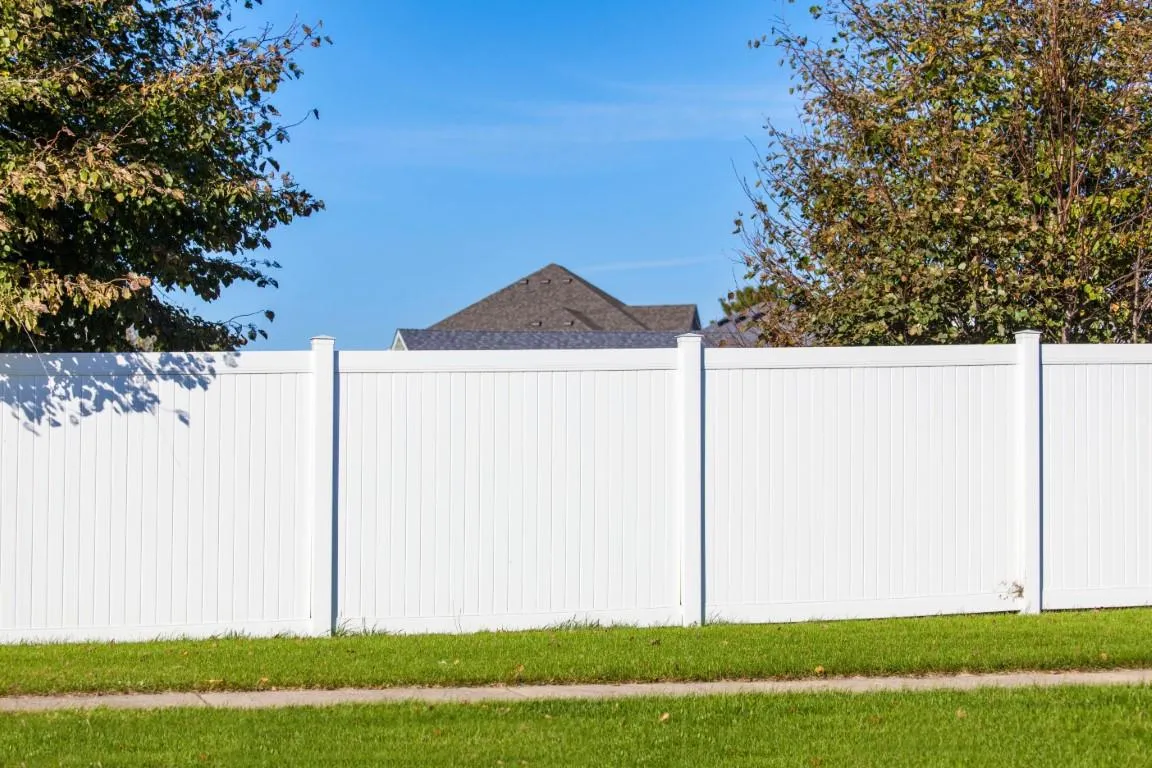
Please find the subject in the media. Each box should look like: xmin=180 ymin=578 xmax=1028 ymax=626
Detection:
xmin=1042 ymin=346 xmax=1152 ymax=610
xmin=335 ymin=350 xmax=681 ymax=632
xmin=702 ymin=347 xmax=1020 ymax=622
xmin=0 ymin=352 xmax=313 ymax=641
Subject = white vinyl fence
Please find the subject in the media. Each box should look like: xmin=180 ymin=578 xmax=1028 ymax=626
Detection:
xmin=0 ymin=332 xmax=1149 ymax=642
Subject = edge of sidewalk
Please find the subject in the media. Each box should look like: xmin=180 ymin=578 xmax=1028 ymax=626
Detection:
xmin=2 ymin=668 xmax=1152 ymax=712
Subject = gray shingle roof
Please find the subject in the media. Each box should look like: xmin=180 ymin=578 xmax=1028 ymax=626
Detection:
xmin=628 ymin=305 xmax=701 ymax=331
xmin=393 ymin=328 xmax=756 ymax=350
xmin=430 ymin=264 xmax=700 ymax=333
xmin=702 ymin=318 xmax=762 ymax=347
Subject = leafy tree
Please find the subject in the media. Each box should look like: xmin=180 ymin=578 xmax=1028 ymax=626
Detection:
xmin=736 ymin=0 xmax=1152 ymax=345
xmin=719 ymin=285 xmax=762 ymax=319
xmin=0 ymin=0 xmax=328 ymax=351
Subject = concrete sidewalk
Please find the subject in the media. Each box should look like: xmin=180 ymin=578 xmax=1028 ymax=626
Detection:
xmin=2 ymin=669 xmax=1151 ymax=712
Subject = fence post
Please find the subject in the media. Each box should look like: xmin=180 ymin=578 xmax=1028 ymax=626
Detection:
xmin=1014 ymin=330 xmax=1043 ymax=614
xmin=309 ymin=335 xmax=337 ymax=635
xmin=676 ymin=333 xmax=706 ymax=626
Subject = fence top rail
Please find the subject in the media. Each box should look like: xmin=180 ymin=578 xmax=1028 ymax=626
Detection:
xmin=7 ymin=341 xmax=1151 ymax=379
xmin=337 ymin=348 xmax=678 ymax=373
xmin=1042 ymin=344 xmax=1152 ymax=365
xmin=0 ymin=351 xmax=312 ymax=377
xmin=704 ymin=344 xmax=1016 ymax=370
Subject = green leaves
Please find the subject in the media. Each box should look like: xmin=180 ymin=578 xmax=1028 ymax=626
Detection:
xmin=0 ymin=0 xmax=329 ymax=351
xmin=738 ymin=0 xmax=1152 ymax=346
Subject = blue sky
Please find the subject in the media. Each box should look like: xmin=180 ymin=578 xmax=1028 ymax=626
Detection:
xmin=203 ymin=0 xmax=812 ymax=349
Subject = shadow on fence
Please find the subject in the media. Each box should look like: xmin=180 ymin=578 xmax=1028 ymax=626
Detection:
xmin=0 ymin=352 xmax=236 ymax=432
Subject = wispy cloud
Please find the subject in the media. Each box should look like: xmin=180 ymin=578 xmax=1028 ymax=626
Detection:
xmin=334 ymin=81 xmax=791 ymax=171
xmin=579 ymin=256 xmax=716 ymax=273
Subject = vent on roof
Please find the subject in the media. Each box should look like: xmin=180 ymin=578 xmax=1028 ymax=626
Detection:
xmin=564 ymin=278 xmax=572 ymax=283
xmin=519 ymin=279 xmax=529 ymax=284
xmin=564 ymin=320 xmax=574 ymax=326
xmin=541 ymin=278 xmax=551 ymax=284
xmin=530 ymin=321 xmax=542 ymax=327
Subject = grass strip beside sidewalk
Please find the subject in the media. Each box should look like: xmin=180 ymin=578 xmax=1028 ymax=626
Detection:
xmin=3 ymin=687 xmax=1151 ymax=766
xmin=1 ymin=608 xmax=1151 ymax=696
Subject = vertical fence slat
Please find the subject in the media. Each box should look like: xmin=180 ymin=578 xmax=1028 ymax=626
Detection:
xmin=676 ymin=334 xmax=705 ymax=626
xmin=309 ymin=336 xmax=337 ymax=635
xmin=1015 ymin=330 xmax=1044 ymax=614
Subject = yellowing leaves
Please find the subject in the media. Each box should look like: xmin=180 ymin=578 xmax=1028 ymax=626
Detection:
xmin=739 ymin=0 xmax=1152 ymax=346
xmin=0 ymin=266 xmax=151 ymax=334
xmin=0 ymin=0 xmax=328 ymax=350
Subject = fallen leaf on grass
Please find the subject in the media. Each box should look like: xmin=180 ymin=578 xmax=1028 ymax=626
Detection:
xmin=659 ymin=712 xmax=670 ymax=723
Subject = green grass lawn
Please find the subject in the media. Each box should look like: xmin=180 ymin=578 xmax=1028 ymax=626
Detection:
xmin=2 ymin=608 xmax=1151 ymax=696
xmin=3 ymin=686 xmax=1151 ymax=766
